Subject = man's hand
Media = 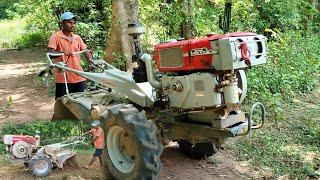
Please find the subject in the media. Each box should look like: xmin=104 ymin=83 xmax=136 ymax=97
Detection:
xmin=85 ymin=50 xmax=93 ymax=61
xmin=89 ymin=59 xmax=98 ymax=65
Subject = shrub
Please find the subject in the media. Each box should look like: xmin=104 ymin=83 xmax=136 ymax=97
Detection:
xmin=245 ymin=30 xmax=320 ymax=119
xmin=14 ymin=31 xmax=48 ymax=49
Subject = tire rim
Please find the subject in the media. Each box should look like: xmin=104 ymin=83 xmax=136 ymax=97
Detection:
xmin=107 ymin=125 xmax=135 ymax=173
xmin=35 ymin=159 xmax=49 ymax=174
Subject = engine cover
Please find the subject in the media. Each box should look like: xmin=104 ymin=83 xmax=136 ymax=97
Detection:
xmin=3 ymin=135 xmax=36 ymax=145
xmin=161 ymin=73 xmax=221 ymax=109
xmin=154 ymin=32 xmax=267 ymax=72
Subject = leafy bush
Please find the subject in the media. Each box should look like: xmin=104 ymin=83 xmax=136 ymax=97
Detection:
xmin=0 ymin=18 xmax=25 ymax=49
xmin=245 ymin=31 xmax=320 ymax=119
xmin=14 ymin=31 xmax=48 ymax=49
xmin=1 ymin=0 xmax=112 ymax=50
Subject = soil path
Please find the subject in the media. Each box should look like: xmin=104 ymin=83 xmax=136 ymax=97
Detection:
xmin=0 ymin=49 xmax=257 ymax=179
xmin=0 ymin=49 xmax=54 ymax=124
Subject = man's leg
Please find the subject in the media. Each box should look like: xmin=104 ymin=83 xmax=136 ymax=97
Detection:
xmin=55 ymin=83 xmax=67 ymax=99
xmin=85 ymin=149 xmax=101 ymax=168
xmin=69 ymin=81 xmax=86 ymax=93
xmin=98 ymin=155 xmax=103 ymax=166
xmin=87 ymin=155 xmax=97 ymax=167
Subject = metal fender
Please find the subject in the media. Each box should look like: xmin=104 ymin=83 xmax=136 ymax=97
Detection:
xmin=237 ymin=70 xmax=247 ymax=104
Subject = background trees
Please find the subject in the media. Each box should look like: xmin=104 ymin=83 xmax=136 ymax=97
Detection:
xmin=1 ymin=0 xmax=319 ymax=49
xmin=0 ymin=0 xmax=319 ymax=109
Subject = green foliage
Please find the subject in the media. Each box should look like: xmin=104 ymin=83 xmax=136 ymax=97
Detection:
xmin=0 ymin=120 xmax=91 ymax=146
xmin=6 ymin=96 xmax=13 ymax=109
xmin=110 ymin=52 xmax=127 ymax=71
xmin=0 ymin=0 xmax=20 ymax=19
xmin=1 ymin=0 xmax=112 ymax=50
xmin=0 ymin=18 xmax=25 ymax=49
xmin=0 ymin=96 xmax=14 ymax=116
xmin=230 ymin=103 xmax=320 ymax=178
xmin=193 ymin=1 xmax=222 ymax=36
xmin=75 ymin=22 xmax=108 ymax=50
xmin=14 ymin=31 xmax=48 ymax=49
xmin=253 ymin=0 xmax=302 ymax=32
xmin=245 ymin=31 xmax=320 ymax=119
xmin=1 ymin=0 xmax=319 ymax=51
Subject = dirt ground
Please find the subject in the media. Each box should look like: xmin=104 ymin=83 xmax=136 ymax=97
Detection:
xmin=0 ymin=49 xmax=55 ymax=123
xmin=0 ymin=49 xmax=262 ymax=179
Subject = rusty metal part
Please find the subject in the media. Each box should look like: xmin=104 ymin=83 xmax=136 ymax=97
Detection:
xmin=53 ymin=90 xmax=123 ymax=120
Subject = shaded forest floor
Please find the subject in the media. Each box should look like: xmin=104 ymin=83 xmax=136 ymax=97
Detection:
xmin=0 ymin=49 xmax=319 ymax=179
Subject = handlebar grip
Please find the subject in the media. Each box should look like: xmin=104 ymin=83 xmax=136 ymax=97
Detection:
xmin=47 ymin=52 xmax=65 ymax=57
xmin=71 ymin=49 xmax=91 ymax=55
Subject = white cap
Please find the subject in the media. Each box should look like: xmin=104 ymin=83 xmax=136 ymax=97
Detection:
xmin=91 ymin=120 xmax=101 ymax=127
xmin=60 ymin=12 xmax=78 ymax=22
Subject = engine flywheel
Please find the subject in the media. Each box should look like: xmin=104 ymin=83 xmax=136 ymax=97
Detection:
xmin=12 ymin=141 xmax=31 ymax=158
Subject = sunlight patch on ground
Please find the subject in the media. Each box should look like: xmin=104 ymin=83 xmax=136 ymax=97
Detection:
xmin=303 ymin=151 xmax=319 ymax=163
xmin=280 ymin=144 xmax=301 ymax=155
xmin=0 ymin=62 xmax=46 ymax=77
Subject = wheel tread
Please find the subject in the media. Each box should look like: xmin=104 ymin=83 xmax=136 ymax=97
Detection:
xmin=103 ymin=104 xmax=163 ymax=179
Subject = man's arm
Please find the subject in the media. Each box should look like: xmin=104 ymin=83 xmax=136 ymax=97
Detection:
xmin=91 ymin=128 xmax=103 ymax=145
xmin=48 ymin=48 xmax=65 ymax=59
xmin=91 ymin=136 xmax=98 ymax=145
xmin=48 ymin=48 xmax=64 ymax=54
xmin=82 ymin=128 xmax=94 ymax=136
xmin=78 ymin=36 xmax=94 ymax=64
xmin=84 ymin=50 xmax=94 ymax=64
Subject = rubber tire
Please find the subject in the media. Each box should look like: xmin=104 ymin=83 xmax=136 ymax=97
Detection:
xmin=28 ymin=156 xmax=53 ymax=177
xmin=102 ymin=104 xmax=163 ymax=180
xmin=177 ymin=140 xmax=217 ymax=159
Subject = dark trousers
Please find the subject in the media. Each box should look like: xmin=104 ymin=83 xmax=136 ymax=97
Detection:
xmin=55 ymin=81 xmax=87 ymax=99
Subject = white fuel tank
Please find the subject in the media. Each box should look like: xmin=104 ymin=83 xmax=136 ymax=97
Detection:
xmin=3 ymin=135 xmax=13 ymax=145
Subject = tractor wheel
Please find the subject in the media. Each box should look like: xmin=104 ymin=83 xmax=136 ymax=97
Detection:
xmin=28 ymin=156 xmax=53 ymax=177
xmin=102 ymin=104 xmax=163 ymax=180
xmin=177 ymin=140 xmax=218 ymax=159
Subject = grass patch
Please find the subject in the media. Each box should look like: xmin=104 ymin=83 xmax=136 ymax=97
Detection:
xmin=229 ymin=92 xmax=320 ymax=179
xmin=0 ymin=18 xmax=25 ymax=49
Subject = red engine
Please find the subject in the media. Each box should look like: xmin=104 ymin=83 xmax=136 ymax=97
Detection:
xmin=154 ymin=32 xmax=256 ymax=72
xmin=12 ymin=135 xmax=36 ymax=145
xmin=3 ymin=134 xmax=40 ymax=159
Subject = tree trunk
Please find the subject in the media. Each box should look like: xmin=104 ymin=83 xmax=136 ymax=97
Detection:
xmin=104 ymin=0 xmax=139 ymax=72
xmin=180 ymin=0 xmax=195 ymax=40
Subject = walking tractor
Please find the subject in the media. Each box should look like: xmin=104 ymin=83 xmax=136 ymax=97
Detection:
xmin=47 ymin=21 xmax=267 ymax=178
xmin=3 ymin=133 xmax=85 ymax=177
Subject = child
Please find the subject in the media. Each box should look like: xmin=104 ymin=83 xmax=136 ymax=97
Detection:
xmin=85 ymin=120 xmax=105 ymax=169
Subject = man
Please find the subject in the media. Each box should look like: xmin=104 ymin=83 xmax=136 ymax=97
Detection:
xmin=48 ymin=11 xmax=94 ymax=99
xmin=85 ymin=120 xmax=105 ymax=169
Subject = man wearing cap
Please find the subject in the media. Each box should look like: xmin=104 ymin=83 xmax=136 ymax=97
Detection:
xmin=85 ymin=120 xmax=105 ymax=169
xmin=48 ymin=12 xmax=95 ymax=99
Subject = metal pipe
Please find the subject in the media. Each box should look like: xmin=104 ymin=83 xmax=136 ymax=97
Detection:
xmin=141 ymin=53 xmax=161 ymax=89
xmin=63 ymin=70 xmax=69 ymax=95
xmin=250 ymin=102 xmax=266 ymax=130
